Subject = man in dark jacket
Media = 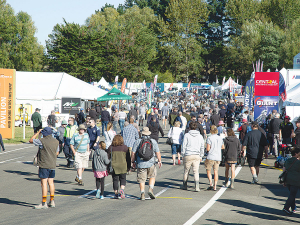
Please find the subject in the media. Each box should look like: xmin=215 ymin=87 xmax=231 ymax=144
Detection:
xmin=242 ymin=122 xmax=268 ymax=184
xmin=129 ymin=106 xmax=138 ymax=122
xmin=269 ymin=113 xmax=282 ymax=157
xmin=31 ymin=108 xmax=42 ymax=133
xmin=292 ymin=119 xmax=300 ymax=147
xmin=78 ymin=108 xmax=85 ymax=125
xmin=47 ymin=110 xmax=58 ymax=128
xmin=219 ymin=106 xmax=227 ymax=122
xmin=210 ymin=110 xmax=220 ymax=127
xmin=169 ymin=108 xmax=179 ymax=127
xmin=185 ymin=116 xmax=204 ymax=137
xmin=101 ymin=107 xmax=110 ymax=136
xmin=89 ymin=107 xmax=97 ymax=122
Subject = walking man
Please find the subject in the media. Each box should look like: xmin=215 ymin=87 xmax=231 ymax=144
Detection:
xmin=242 ymin=122 xmax=268 ymax=184
xmin=87 ymin=119 xmax=100 ymax=160
xmin=161 ymin=103 xmax=169 ymax=129
xmin=29 ymin=127 xmax=59 ymax=209
xmin=31 ymin=108 xmax=42 ymax=133
xmin=47 ymin=110 xmax=58 ymax=128
xmin=63 ymin=117 xmax=78 ymax=167
xmin=131 ymin=127 xmax=162 ymax=200
xmin=122 ymin=118 xmax=139 ymax=157
xmin=70 ymin=124 xmax=90 ymax=186
xmin=78 ymin=108 xmax=85 ymax=125
xmin=101 ymin=107 xmax=111 ymax=136
xmin=269 ymin=113 xmax=282 ymax=157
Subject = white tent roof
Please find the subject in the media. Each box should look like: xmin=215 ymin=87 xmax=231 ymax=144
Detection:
xmin=215 ymin=77 xmax=243 ymax=90
xmin=283 ymin=82 xmax=300 ymax=106
xmin=97 ymin=77 xmax=112 ymax=89
xmin=16 ymin=71 xmax=107 ymax=100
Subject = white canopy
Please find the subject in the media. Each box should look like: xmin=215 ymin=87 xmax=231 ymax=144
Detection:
xmin=283 ymin=82 xmax=300 ymax=106
xmin=16 ymin=71 xmax=107 ymax=100
xmin=97 ymin=77 xmax=112 ymax=90
xmin=215 ymin=77 xmax=243 ymax=90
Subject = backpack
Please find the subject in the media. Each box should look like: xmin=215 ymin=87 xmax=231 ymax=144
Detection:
xmin=246 ymin=125 xmax=252 ymax=134
xmin=137 ymin=136 xmax=154 ymax=161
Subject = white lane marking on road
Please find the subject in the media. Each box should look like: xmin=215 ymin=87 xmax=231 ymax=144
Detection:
xmin=155 ymin=185 xmax=171 ymax=197
xmin=0 ymin=146 xmax=32 ymax=155
xmin=184 ymin=166 xmax=243 ymax=225
xmin=79 ymin=183 xmax=112 ymax=198
xmin=0 ymin=156 xmax=25 ymax=164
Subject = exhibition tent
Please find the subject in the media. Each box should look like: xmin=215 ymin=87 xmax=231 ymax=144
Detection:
xmin=215 ymin=77 xmax=243 ymax=90
xmin=16 ymin=71 xmax=107 ymax=100
xmin=97 ymin=87 xmax=132 ymax=101
xmin=283 ymin=82 xmax=300 ymax=106
xmin=97 ymin=77 xmax=112 ymax=90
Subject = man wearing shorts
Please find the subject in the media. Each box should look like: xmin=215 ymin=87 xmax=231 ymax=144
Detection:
xmin=70 ymin=124 xmax=90 ymax=186
xmin=131 ymin=127 xmax=162 ymax=200
xmin=242 ymin=121 xmax=268 ymax=184
xmin=29 ymin=127 xmax=59 ymax=209
xmin=161 ymin=103 xmax=169 ymax=129
xmin=138 ymin=103 xmax=146 ymax=127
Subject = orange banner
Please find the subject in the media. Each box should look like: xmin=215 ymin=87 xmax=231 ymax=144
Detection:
xmin=121 ymin=78 xmax=127 ymax=93
xmin=0 ymin=69 xmax=16 ymax=139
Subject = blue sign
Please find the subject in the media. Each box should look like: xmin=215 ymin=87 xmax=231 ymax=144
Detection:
xmin=244 ymin=79 xmax=254 ymax=110
xmin=254 ymin=96 xmax=278 ymax=124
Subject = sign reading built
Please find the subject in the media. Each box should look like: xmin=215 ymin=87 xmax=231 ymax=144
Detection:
xmin=0 ymin=69 xmax=16 ymax=139
xmin=61 ymin=98 xmax=81 ymax=115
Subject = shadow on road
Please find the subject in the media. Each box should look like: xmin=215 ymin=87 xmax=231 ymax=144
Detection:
xmin=4 ymin=170 xmax=36 ymax=176
xmin=0 ymin=198 xmax=34 ymax=208
xmin=218 ymin=199 xmax=300 ymax=222
xmin=206 ymin=219 xmax=248 ymax=225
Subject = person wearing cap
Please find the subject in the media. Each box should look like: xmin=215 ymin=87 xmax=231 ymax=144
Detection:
xmin=242 ymin=121 xmax=268 ymax=184
xmin=63 ymin=117 xmax=78 ymax=167
xmin=78 ymin=108 xmax=85 ymax=125
xmin=280 ymin=116 xmax=295 ymax=145
xmin=31 ymin=108 xmax=42 ymax=134
xmin=56 ymin=120 xmax=67 ymax=154
xmin=29 ymin=127 xmax=59 ymax=209
xmin=292 ymin=119 xmax=300 ymax=147
xmin=70 ymin=124 xmax=90 ymax=186
xmin=47 ymin=110 xmax=58 ymax=128
xmin=238 ymin=118 xmax=249 ymax=143
xmin=131 ymin=127 xmax=162 ymax=200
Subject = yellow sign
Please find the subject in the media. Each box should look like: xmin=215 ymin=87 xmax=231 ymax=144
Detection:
xmin=0 ymin=69 xmax=16 ymax=139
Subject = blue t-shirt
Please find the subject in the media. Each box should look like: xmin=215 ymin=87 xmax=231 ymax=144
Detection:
xmin=70 ymin=133 xmax=90 ymax=153
xmin=132 ymin=136 xmax=160 ymax=169
xmin=87 ymin=126 xmax=100 ymax=142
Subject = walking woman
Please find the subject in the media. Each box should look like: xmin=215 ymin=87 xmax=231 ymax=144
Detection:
xmin=205 ymin=125 xmax=224 ymax=191
xmin=282 ymin=148 xmax=300 ymax=215
xmin=147 ymin=116 xmax=164 ymax=143
xmin=104 ymin=122 xmax=116 ymax=150
xmin=92 ymin=141 xmax=110 ymax=199
xmin=107 ymin=135 xmax=131 ymax=199
xmin=168 ymin=121 xmax=184 ymax=165
xmin=223 ymin=128 xmax=241 ymax=189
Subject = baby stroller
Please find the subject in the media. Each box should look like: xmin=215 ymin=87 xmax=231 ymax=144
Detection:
xmin=274 ymin=144 xmax=293 ymax=168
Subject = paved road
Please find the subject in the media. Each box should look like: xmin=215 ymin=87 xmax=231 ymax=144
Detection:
xmin=0 ymin=125 xmax=299 ymax=224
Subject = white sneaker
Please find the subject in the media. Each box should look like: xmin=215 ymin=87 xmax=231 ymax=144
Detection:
xmin=48 ymin=200 xmax=55 ymax=208
xmin=34 ymin=203 xmax=48 ymax=209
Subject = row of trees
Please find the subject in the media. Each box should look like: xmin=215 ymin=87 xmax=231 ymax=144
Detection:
xmin=1 ymin=0 xmax=300 ymax=84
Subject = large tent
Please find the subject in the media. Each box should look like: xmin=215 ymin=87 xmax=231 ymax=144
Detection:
xmin=97 ymin=77 xmax=112 ymax=90
xmin=16 ymin=71 xmax=107 ymax=114
xmin=215 ymin=77 xmax=243 ymax=90
xmin=97 ymin=87 xmax=131 ymax=101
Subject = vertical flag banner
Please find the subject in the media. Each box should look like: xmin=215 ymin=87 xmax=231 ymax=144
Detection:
xmin=0 ymin=69 xmax=16 ymax=139
xmin=120 ymin=78 xmax=127 ymax=93
xmin=115 ymin=76 xmax=119 ymax=86
xmin=279 ymin=73 xmax=287 ymax=101
xmin=154 ymin=75 xmax=158 ymax=87
xmin=187 ymin=80 xmax=191 ymax=90
xmin=222 ymin=77 xmax=225 ymax=85
xmin=244 ymin=79 xmax=254 ymax=110
xmin=216 ymin=75 xmax=219 ymax=84
xmin=169 ymin=83 xmax=173 ymax=90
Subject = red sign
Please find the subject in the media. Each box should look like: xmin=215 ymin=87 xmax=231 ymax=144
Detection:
xmin=255 ymin=72 xmax=279 ymax=96
xmin=120 ymin=78 xmax=127 ymax=93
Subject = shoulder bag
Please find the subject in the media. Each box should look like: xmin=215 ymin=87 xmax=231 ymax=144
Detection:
xmin=166 ymin=127 xmax=174 ymax=145
xmin=75 ymin=135 xmax=85 ymax=152
xmin=279 ymin=158 xmax=297 ymax=184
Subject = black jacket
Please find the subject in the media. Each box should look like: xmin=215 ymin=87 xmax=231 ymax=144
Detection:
xmin=269 ymin=118 xmax=282 ymax=134
xmin=78 ymin=111 xmax=85 ymax=125
xmin=89 ymin=109 xmax=98 ymax=121
xmin=101 ymin=110 xmax=110 ymax=122
xmin=211 ymin=114 xmax=220 ymax=126
xmin=185 ymin=121 xmax=204 ymax=137
xmin=147 ymin=121 xmax=164 ymax=143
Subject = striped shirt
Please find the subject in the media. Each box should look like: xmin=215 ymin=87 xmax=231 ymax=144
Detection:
xmin=70 ymin=133 xmax=90 ymax=153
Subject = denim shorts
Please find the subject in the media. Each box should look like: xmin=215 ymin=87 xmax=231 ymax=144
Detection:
xmin=171 ymin=144 xmax=181 ymax=155
xmin=39 ymin=168 xmax=55 ymax=179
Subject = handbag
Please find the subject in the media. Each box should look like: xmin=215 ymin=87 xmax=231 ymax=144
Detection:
xmin=33 ymin=154 xmax=38 ymax=167
xmin=279 ymin=158 xmax=297 ymax=184
xmin=166 ymin=127 xmax=174 ymax=145
xmin=107 ymin=146 xmax=114 ymax=175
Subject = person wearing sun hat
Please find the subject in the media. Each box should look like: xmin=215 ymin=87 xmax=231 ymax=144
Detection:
xmin=131 ymin=127 xmax=162 ymax=200
xmin=217 ymin=120 xmax=226 ymax=138
xmin=29 ymin=127 xmax=59 ymax=209
xmin=70 ymin=124 xmax=90 ymax=186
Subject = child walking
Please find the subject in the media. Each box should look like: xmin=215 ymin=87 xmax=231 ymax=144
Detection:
xmin=92 ymin=141 xmax=110 ymax=199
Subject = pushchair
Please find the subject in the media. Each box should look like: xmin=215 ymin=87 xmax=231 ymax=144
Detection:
xmin=274 ymin=144 xmax=293 ymax=168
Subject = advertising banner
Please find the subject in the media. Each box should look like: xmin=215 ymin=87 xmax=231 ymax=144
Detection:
xmin=254 ymin=96 xmax=278 ymax=123
xmin=0 ymin=69 xmax=16 ymax=139
xmin=121 ymin=78 xmax=127 ymax=93
xmin=154 ymin=75 xmax=158 ymax=87
xmin=279 ymin=73 xmax=286 ymax=101
xmin=61 ymin=98 xmax=81 ymax=115
xmin=255 ymin=72 xmax=279 ymax=96
xmin=115 ymin=76 xmax=119 ymax=86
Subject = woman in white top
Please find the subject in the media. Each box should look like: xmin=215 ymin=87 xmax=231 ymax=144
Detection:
xmin=168 ymin=121 xmax=184 ymax=165
xmin=104 ymin=122 xmax=116 ymax=149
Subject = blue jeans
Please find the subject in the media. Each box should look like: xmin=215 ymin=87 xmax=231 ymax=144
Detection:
xmin=102 ymin=121 xmax=108 ymax=136
xmin=113 ymin=121 xmax=118 ymax=133
xmin=171 ymin=144 xmax=181 ymax=155
xmin=119 ymin=119 xmax=125 ymax=133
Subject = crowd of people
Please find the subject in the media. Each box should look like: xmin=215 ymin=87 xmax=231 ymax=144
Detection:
xmin=8 ymin=90 xmax=299 ymax=215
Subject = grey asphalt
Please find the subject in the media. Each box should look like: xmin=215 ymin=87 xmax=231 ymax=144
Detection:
xmin=0 ymin=125 xmax=299 ymax=224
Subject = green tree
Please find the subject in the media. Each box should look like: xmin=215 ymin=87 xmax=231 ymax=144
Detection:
xmin=160 ymin=0 xmax=208 ymax=82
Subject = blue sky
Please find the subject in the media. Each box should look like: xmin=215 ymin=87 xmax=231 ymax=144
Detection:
xmin=6 ymin=0 xmax=125 ymax=46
